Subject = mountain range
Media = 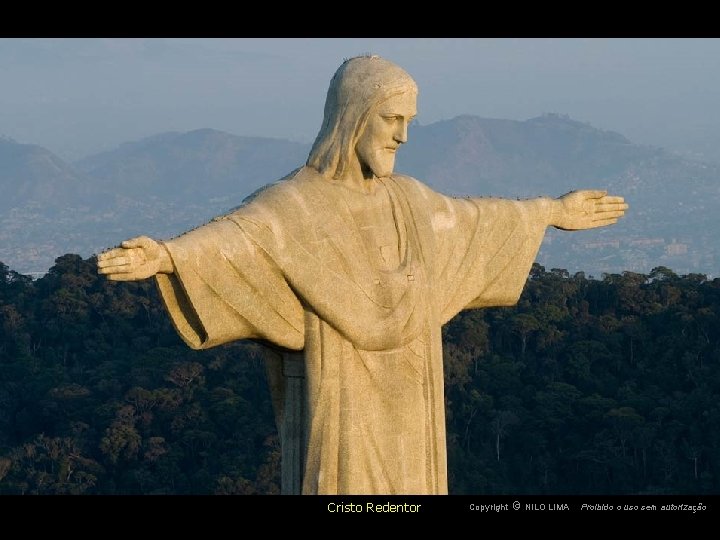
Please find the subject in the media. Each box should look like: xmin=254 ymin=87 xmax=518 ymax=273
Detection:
xmin=1 ymin=114 xmax=718 ymax=276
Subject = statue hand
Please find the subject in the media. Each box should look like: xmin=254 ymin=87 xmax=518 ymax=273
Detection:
xmin=552 ymin=190 xmax=628 ymax=231
xmin=97 ymin=236 xmax=173 ymax=281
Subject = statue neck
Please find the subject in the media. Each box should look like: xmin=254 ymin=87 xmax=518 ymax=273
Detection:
xmin=342 ymin=157 xmax=383 ymax=195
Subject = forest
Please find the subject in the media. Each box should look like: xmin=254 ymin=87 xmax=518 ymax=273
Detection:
xmin=0 ymin=254 xmax=718 ymax=494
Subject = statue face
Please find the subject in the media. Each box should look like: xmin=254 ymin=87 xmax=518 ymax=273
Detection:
xmin=355 ymin=91 xmax=417 ymax=179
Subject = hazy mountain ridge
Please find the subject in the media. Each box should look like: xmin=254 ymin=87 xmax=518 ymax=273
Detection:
xmin=1 ymin=114 xmax=719 ymax=276
xmin=75 ymin=128 xmax=309 ymax=203
xmin=399 ymin=114 xmax=659 ymax=197
xmin=0 ymin=138 xmax=96 ymax=212
xmin=0 ymin=138 xmax=113 ymax=273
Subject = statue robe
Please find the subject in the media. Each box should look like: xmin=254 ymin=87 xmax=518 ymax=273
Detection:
xmin=154 ymin=166 xmax=553 ymax=494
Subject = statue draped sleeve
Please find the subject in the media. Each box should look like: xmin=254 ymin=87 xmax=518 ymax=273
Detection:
xmin=154 ymin=218 xmax=305 ymax=351
xmin=391 ymin=177 xmax=554 ymax=325
xmin=156 ymin=175 xmax=553 ymax=351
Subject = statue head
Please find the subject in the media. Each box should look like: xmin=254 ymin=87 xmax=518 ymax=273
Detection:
xmin=307 ymin=55 xmax=418 ymax=180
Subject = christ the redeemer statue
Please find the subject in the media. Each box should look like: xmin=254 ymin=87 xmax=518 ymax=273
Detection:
xmin=97 ymin=55 xmax=627 ymax=495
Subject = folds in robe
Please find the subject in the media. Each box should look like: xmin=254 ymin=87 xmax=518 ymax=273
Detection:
xmin=155 ymin=166 xmax=553 ymax=494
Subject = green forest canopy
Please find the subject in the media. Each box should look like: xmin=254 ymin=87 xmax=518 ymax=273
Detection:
xmin=0 ymin=255 xmax=718 ymax=494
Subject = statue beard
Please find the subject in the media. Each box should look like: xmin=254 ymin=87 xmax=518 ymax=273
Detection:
xmin=365 ymin=147 xmax=397 ymax=179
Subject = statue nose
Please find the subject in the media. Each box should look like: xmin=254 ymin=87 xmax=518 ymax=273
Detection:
xmin=394 ymin=123 xmax=408 ymax=144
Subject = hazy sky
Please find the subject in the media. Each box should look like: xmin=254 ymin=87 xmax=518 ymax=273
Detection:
xmin=2 ymin=38 xmax=720 ymax=161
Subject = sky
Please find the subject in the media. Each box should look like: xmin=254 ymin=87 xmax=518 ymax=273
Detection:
xmin=2 ymin=38 xmax=720 ymax=162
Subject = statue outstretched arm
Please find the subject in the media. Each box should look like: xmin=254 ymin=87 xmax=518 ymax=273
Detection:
xmin=97 ymin=236 xmax=174 ymax=281
xmin=550 ymin=190 xmax=628 ymax=231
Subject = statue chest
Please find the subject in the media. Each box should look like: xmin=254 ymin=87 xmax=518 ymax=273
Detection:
xmin=343 ymin=185 xmax=402 ymax=271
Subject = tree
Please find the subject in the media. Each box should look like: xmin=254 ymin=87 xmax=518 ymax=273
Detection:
xmin=490 ymin=410 xmax=519 ymax=462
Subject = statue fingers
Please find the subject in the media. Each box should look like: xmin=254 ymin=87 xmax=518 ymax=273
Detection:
xmin=599 ymin=195 xmax=625 ymax=204
xmin=596 ymin=202 xmax=629 ymax=212
xmin=107 ymin=272 xmax=144 ymax=281
xmin=590 ymin=217 xmax=619 ymax=228
xmin=97 ymin=256 xmax=131 ymax=268
xmin=582 ymin=190 xmax=608 ymax=200
xmin=592 ymin=210 xmax=625 ymax=221
xmin=122 ymin=236 xmax=156 ymax=250
xmin=121 ymin=236 xmax=144 ymax=248
xmin=98 ymin=264 xmax=137 ymax=275
xmin=98 ymin=254 xmax=132 ymax=268
xmin=98 ymin=247 xmax=129 ymax=261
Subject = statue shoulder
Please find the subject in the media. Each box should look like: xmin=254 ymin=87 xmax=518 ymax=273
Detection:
xmin=221 ymin=167 xmax=311 ymax=216
xmin=390 ymin=174 xmax=442 ymax=199
xmin=390 ymin=172 xmax=421 ymax=186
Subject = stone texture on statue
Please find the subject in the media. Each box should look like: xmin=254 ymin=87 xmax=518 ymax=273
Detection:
xmin=154 ymin=168 xmax=556 ymax=494
xmin=97 ymin=55 xmax=628 ymax=495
